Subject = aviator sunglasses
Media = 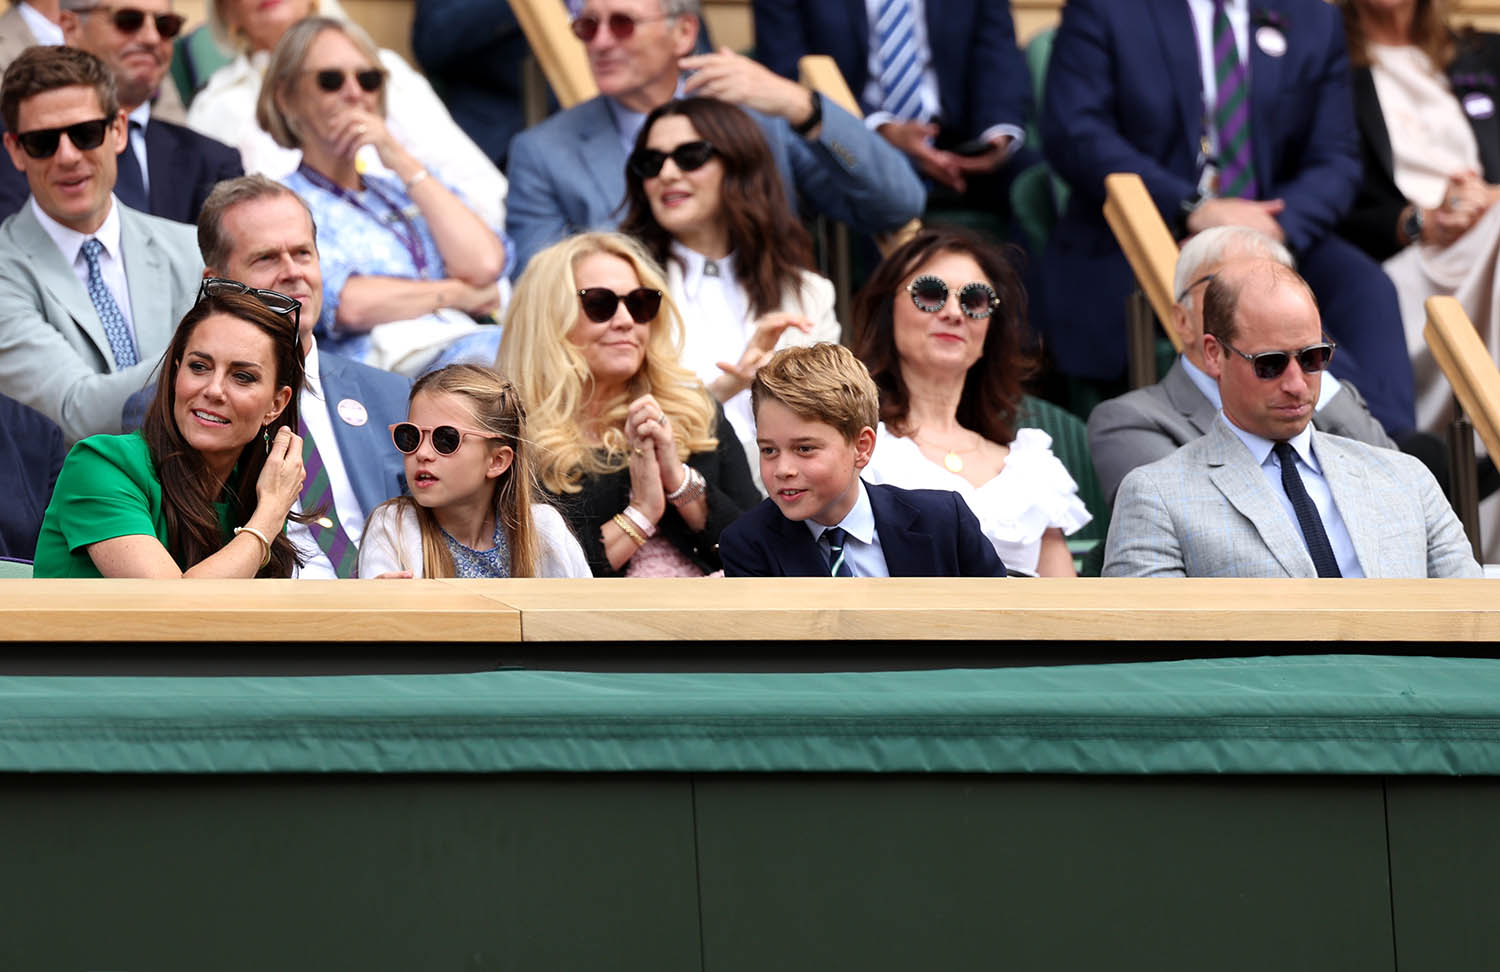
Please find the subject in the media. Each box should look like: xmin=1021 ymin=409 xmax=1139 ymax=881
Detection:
xmin=390 ymin=422 xmax=497 ymax=455
xmin=311 ymin=67 xmax=385 ymax=93
xmin=1217 ymin=338 xmax=1337 ymax=380
xmin=570 ymin=11 xmax=670 ymax=42
xmin=627 ymin=140 xmax=717 ymax=180
xmin=13 ymin=118 xmax=111 ymax=159
xmin=74 ymin=4 xmax=185 ymax=38
xmin=577 ymin=286 xmax=663 ymax=323
xmin=197 ymin=277 xmax=302 ymax=334
xmin=906 ymin=274 xmax=1000 ymax=321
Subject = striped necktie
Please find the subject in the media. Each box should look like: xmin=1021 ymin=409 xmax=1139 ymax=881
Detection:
xmin=874 ymin=0 xmax=924 ymax=121
xmin=297 ymin=416 xmax=360 ymax=577
xmin=1211 ymin=0 xmax=1258 ymax=198
xmin=81 ymin=238 xmax=137 ymax=369
xmin=822 ymin=526 xmax=854 ymax=577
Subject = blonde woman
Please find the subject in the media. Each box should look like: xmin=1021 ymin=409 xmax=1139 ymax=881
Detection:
xmin=357 ymin=365 xmax=589 ymax=578
xmin=496 ymin=232 xmax=759 ymax=577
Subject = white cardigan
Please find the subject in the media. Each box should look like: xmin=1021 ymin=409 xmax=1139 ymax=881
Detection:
xmin=357 ymin=502 xmax=591 ymax=578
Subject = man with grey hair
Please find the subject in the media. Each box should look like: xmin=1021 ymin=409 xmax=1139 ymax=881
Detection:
xmin=1088 ymin=226 xmax=1394 ymax=503
xmin=504 ymin=0 xmax=925 ymax=272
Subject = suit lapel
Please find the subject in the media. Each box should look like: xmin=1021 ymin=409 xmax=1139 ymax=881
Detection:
xmin=119 ymin=208 xmax=172 ymax=366
xmin=1352 ymin=67 xmax=1395 ymax=185
xmin=574 ymin=98 xmax=628 ymax=228
xmin=1163 ymin=358 xmax=1220 ymax=435
xmin=1149 ymin=1 xmax=1205 ymax=158
xmin=1204 ymin=420 xmax=1312 ymax=577
xmin=1247 ymin=0 xmax=1286 ymax=195
xmin=1314 ymin=432 xmax=1378 ymax=576
xmin=17 ymin=207 xmax=114 ymax=365
xmin=770 ymin=512 xmax=832 ymax=577
xmin=143 ymin=122 xmax=178 ymax=218
xmin=866 ymin=482 xmax=929 ymax=577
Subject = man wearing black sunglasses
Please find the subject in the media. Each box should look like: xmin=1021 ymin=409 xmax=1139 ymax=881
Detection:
xmin=0 ymin=45 xmax=202 ymax=442
xmin=1104 ymin=260 xmax=1478 ymax=579
xmin=505 ymin=0 xmax=923 ymax=273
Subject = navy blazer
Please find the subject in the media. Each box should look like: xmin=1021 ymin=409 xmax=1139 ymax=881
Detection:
xmin=720 ymin=481 xmax=1006 ymax=577
xmin=1342 ymin=30 xmax=1500 ymax=261
xmin=317 ymin=350 xmax=410 ymax=519
xmin=0 ymin=392 xmax=65 ymax=561
xmin=752 ymin=0 xmax=1031 ymax=143
xmin=0 ymin=117 xmax=242 ymax=226
xmin=1039 ymin=0 xmax=1360 ymax=379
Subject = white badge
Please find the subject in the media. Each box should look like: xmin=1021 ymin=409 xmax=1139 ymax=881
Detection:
xmin=1256 ymin=26 xmax=1287 ymax=58
xmin=336 ymin=398 xmax=369 ymax=427
xmin=1464 ymin=92 xmax=1495 ymax=120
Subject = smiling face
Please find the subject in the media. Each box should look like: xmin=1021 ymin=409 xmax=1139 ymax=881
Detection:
xmin=642 ymin=114 xmax=725 ymax=248
xmin=172 ymin=312 xmax=292 ymax=476
xmin=1204 ymin=271 xmax=1323 ymax=442
xmin=213 ymin=193 xmax=322 ymax=349
xmin=891 ymin=250 xmax=992 ymax=383
xmin=755 ymin=398 xmax=874 ymax=526
xmin=62 ymin=0 xmax=174 ymax=110
xmin=566 ymin=251 xmax=651 ymax=393
xmin=3 ymin=85 xmax=126 ymax=234
xmin=403 ymin=390 xmax=511 ymax=511
xmin=227 ymin=0 xmax=313 ymax=52
xmin=578 ymin=0 xmax=695 ymax=112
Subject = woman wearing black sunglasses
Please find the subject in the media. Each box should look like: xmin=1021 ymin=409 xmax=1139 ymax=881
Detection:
xmin=620 ymin=97 xmax=839 ymax=484
xmin=851 ymin=228 xmax=1090 ymax=577
xmin=33 ymin=287 xmax=311 ymax=577
xmin=252 ymin=16 xmax=505 ymax=375
xmin=496 ymin=232 xmax=759 ymax=577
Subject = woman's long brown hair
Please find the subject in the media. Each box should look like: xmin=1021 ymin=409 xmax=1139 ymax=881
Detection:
xmin=620 ymin=97 xmax=814 ymax=318
xmin=140 ymin=291 xmax=307 ymax=576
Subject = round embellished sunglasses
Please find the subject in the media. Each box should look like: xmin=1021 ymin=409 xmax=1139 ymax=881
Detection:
xmin=577 ymin=287 xmax=662 ymax=324
xmin=389 ymin=422 xmax=497 ymax=455
xmin=906 ymin=274 xmax=1000 ymax=320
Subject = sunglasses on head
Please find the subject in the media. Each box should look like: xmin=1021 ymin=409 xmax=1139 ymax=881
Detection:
xmin=197 ymin=277 xmax=302 ymax=334
xmin=906 ymin=274 xmax=1000 ymax=320
xmin=1218 ymin=338 xmax=1337 ymax=380
xmin=311 ymin=67 xmax=384 ymax=93
xmin=389 ymin=422 xmax=496 ymax=456
xmin=577 ymin=286 xmax=662 ymax=323
xmin=627 ymin=140 xmax=716 ymax=180
xmin=570 ymin=11 xmax=669 ymax=42
xmin=74 ymin=4 xmax=185 ymax=38
xmin=13 ymin=118 xmax=110 ymax=159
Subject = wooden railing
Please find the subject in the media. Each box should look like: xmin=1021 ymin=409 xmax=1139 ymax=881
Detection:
xmin=1424 ymin=296 xmax=1500 ymax=554
xmin=507 ymin=0 xmax=597 ymax=109
xmin=1102 ymin=172 xmax=1181 ymax=387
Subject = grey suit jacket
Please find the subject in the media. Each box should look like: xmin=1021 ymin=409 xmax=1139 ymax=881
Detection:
xmin=0 ymin=200 xmax=203 ymax=443
xmin=1103 ymin=418 xmax=1480 ymax=578
xmin=504 ymin=91 xmax=926 ymax=273
xmin=1088 ymin=357 xmax=1396 ymax=503
xmin=0 ymin=5 xmax=36 ymax=72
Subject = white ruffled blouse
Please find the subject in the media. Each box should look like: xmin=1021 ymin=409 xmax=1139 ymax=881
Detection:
xmin=863 ymin=424 xmax=1092 ymax=576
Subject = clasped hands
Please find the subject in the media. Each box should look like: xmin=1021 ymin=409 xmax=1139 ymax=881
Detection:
xmin=877 ymin=121 xmax=1010 ymax=192
xmin=626 ymin=394 xmax=684 ymax=522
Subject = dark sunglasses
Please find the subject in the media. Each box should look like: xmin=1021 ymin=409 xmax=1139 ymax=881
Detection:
xmin=13 ymin=118 xmax=110 ymax=159
xmin=570 ymin=11 xmax=669 ymax=42
xmin=906 ymin=274 xmax=1000 ymax=320
xmin=627 ymin=140 xmax=716 ymax=180
xmin=312 ymin=68 xmax=384 ymax=93
xmin=1218 ymin=338 xmax=1337 ymax=380
xmin=75 ymin=4 xmax=185 ymax=38
xmin=197 ymin=277 xmax=302 ymax=334
xmin=577 ymin=286 xmax=662 ymax=324
xmin=389 ymin=422 xmax=496 ymax=456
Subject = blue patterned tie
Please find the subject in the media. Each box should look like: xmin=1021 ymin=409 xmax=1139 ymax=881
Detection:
xmin=822 ymin=526 xmax=854 ymax=577
xmin=1273 ymin=442 xmax=1341 ymax=578
xmin=874 ymin=0 xmax=924 ymax=121
xmin=81 ymin=238 xmax=137 ymax=368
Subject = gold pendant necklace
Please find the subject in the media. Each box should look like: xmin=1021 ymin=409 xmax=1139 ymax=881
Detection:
xmin=943 ymin=451 xmax=964 ymax=473
xmin=914 ymin=429 xmax=982 ymax=475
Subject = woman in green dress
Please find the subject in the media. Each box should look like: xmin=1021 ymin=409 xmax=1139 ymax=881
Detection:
xmin=34 ymin=282 xmax=309 ymax=577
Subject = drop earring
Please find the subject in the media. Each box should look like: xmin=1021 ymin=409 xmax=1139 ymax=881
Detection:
xmin=263 ymin=425 xmax=271 ymax=454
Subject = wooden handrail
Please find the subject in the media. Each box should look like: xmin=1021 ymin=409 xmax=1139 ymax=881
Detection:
xmin=1424 ymin=296 xmax=1500 ymax=461
xmin=1103 ymin=172 xmax=1182 ymax=352
xmin=507 ymin=0 xmax=597 ymax=109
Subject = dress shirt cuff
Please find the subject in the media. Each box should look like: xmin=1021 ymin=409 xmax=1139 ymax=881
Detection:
xmin=979 ymin=124 xmax=1025 ymax=157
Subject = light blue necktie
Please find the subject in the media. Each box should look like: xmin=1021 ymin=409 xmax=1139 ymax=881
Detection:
xmin=874 ymin=0 xmax=923 ymax=121
xmin=81 ymin=237 xmax=137 ymax=368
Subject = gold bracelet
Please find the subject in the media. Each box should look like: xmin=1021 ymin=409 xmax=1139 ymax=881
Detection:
xmin=612 ymin=513 xmax=646 ymax=548
xmin=233 ymin=525 xmax=272 ymax=568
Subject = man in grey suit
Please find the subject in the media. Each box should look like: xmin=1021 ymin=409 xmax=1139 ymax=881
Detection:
xmin=1103 ymin=259 xmax=1479 ymax=578
xmin=0 ymin=45 xmax=200 ymax=442
xmin=1089 ymin=226 xmax=1394 ymax=504
xmin=504 ymin=0 xmax=925 ymax=272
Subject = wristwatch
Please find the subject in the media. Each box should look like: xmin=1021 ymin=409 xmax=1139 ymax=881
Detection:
xmin=1401 ymin=205 xmax=1424 ymax=245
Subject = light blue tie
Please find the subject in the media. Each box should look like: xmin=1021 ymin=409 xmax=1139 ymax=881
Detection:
xmin=81 ymin=238 xmax=137 ymax=368
xmin=874 ymin=0 xmax=924 ymax=121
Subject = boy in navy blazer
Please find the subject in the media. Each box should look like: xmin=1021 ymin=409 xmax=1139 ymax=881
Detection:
xmin=721 ymin=344 xmax=1005 ymax=578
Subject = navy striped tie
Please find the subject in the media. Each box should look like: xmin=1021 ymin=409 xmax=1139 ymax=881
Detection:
xmin=822 ymin=526 xmax=854 ymax=577
xmin=1212 ymin=0 xmax=1258 ymax=198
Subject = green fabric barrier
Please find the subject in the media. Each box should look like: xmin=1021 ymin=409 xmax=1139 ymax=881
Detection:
xmin=2 ymin=655 xmax=1500 ymax=775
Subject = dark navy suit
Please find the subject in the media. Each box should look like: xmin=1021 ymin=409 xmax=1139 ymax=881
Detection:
xmin=720 ymin=481 xmax=1006 ymax=577
xmin=317 ymin=350 xmax=410 ymax=519
xmin=1039 ymin=0 xmax=1415 ymax=436
xmin=0 ymin=392 xmax=65 ymax=561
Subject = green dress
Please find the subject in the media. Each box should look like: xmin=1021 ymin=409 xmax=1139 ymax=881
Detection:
xmin=32 ymin=432 xmax=232 ymax=578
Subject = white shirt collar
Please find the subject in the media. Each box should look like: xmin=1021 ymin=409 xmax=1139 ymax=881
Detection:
xmin=128 ymin=101 xmax=152 ymax=131
xmin=303 ymin=337 xmax=322 ymax=386
xmin=672 ymin=240 xmax=734 ymax=300
xmin=31 ymin=193 xmax=123 ymax=266
xmin=16 ymin=2 xmax=63 ymax=45
xmin=805 ymin=478 xmax=876 ymax=545
xmin=606 ymin=78 xmax=687 ymax=152
xmin=1220 ymin=411 xmax=1320 ymax=474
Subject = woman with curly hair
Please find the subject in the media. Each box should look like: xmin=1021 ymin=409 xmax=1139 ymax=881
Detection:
xmin=495 ymin=232 xmax=759 ymax=576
